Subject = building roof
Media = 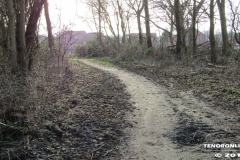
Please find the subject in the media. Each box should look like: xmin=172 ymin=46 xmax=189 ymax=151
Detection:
xmin=59 ymin=31 xmax=102 ymax=53
xmin=78 ymin=33 xmax=99 ymax=44
xmin=129 ymin=33 xmax=157 ymax=39
xmin=164 ymin=29 xmax=210 ymax=47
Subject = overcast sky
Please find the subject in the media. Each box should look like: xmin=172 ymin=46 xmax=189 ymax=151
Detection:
xmin=39 ymin=0 xmax=235 ymax=37
xmin=40 ymin=0 xmax=91 ymax=35
xmin=40 ymin=0 xmax=166 ymax=36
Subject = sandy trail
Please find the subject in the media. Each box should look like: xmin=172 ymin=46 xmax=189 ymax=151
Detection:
xmin=80 ymin=60 xmax=240 ymax=160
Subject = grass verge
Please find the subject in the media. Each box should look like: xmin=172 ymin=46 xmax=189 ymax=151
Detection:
xmin=79 ymin=58 xmax=115 ymax=67
xmin=0 ymin=59 xmax=132 ymax=160
xmin=100 ymin=56 xmax=240 ymax=117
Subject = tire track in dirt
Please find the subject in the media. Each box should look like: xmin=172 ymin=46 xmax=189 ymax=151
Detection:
xmin=80 ymin=60 xmax=180 ymax=159
xmin=80 ymin=60 xmax=240 ymax=160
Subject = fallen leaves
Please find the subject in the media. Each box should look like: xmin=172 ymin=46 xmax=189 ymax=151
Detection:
xmin=0 ymin=61 xmax=132 ymax=160
xmin=108 ymin=59 xmax=240 ymax=117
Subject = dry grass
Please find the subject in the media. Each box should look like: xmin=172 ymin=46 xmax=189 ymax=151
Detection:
xmin=100 ymin=43 xmax=240 ymax=117
xmin=0 ymin=51 xmax=78 ymax=159
xmin=0 ymin=51 xmax=72 ymax=140
xmin=0 ymin=51 xmax=132 ymax=159
xmin=96 ymin=41 xmax=240 ymax=118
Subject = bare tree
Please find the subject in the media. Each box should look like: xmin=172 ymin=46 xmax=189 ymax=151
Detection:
xmin=190 ymin=0 xmax=205 ymax=55
xmin=126 ymin=11 xmax=132 ymax=42
xmin=144 ymin=0 xmax=152 ymax=48
xmin=117 ymin=0 xmax=126 ymax=43
xmin=97 ymin=0 xmax=102 ymax=44
xmin=6 ymin=0 xmax=17 ymax=72
xmin=216 ymin=0 xmax=230 ymax=55
xmin=110 ymin=0 xmax=128 ymax=43
xmin=111 ymin=0 xmax=121 ymax=42
xmin=151 ymin=0 xmax=175 ymax=46
xmin=126 ymin=0 xmax=144 ymax=44
xmin=25 ymin=0 xmax=46 ymax=70
xmin=228 ymin=0 xmax=240 ymax=45
xmin=44 ymin=0 xmax=54 ymax=51
xmin=210 ymin=0 xmax=217 ymax=63
xmin=85 ymin=0 xmax=118 ymax=40
xmin=0 ymin=1 xmax=7 ymax=55
xmin=192 ymin=0 xmax=197 ymax=55
xmin=152 ymin=0 xmax=206 ymax=53
xmin=60 ymin=30 xmax=77 ymax=67
xmin=4 ymin=0 xmax=54 ymax=73
xmin=175 ymin=0 xmax=182 ymax=59
xmin=18 ymin=0 xmax=27 ymax=72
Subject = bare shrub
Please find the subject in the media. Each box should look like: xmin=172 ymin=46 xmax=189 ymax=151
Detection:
xmin=75 ymin=44 xmax=87 ymax=57
xmin=0 ymin=42 xmax=74 ymax=142
xmin=75 ymin=39 xmax=110 ymax=58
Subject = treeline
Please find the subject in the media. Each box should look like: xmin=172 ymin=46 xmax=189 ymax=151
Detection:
xmin=0 ymin=0 xmax=54 ymax=75
xmin=81 ymin=0 xmax=240 ymax=63
xmin=0 ymin=0 xmax=64 ymax=143
xmin=0 ymin=0 xmax=240 ymax=74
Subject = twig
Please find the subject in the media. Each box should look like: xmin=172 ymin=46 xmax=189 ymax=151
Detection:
xmin=44 ymin=154 xmax=71 ymax=160
xmin=92 ymin=144 xmax=104 ymax=152
xmin=103 ymin=146 xmax=117 ymax=156
xmin=90 ymin=144 xmax=105 ymax=160
xmin=44 ymin=154 xmax=82 ymax=160
xmin=11 ymin=150 xmax=21 ymax=160
xmin=192 ymin=53 xmax=208 ymax=58
xmin=6 ymin=150 xmax=10 ymax=160
xmin=57 ymin=145 xmax=62 ymax=155
xmin=90 ymin=152 xmax=93 ymax=160
xmin=193 ymin=132 xmax=197 ymax=140
xmin=0 ymin=122 xmax=24 ymax=130
xmin=0 ymin=122 xmax=12 ymax=128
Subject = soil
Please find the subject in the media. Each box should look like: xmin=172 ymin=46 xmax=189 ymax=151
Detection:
xmin=0 ymin=60 xmax=132 ymax=160
xmin=1 ymin=58 xmax=240 ymax=160
xmin=81 ymin=59 xmax=240 ymax=160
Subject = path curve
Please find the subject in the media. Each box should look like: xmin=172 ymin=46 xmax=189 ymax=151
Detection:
xmin=80 ymin=60 xmax=179 ymax=159
xmin=80 ymin=60 xmax=240 ymax=160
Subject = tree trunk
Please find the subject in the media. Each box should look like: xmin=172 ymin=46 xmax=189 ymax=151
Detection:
xmin=44 ymin=0 xmax=54 ymax=51
xmin=210 ymin=0 xmax=217 ymax=63
xmin=216 ymin=0 xmax=230 ymax=55
xmin=144 ymin=0 xmax=152 ymax=48
xmin=101 ymin=3 xmax=118 ymax=41
xmin=26 ymin=0 xmax=44 ymax=50
xmin=115 ymin=12 xmax=120 ymax=44
xmin=180 ymin=6 xmax=187 ymax=54
xmin=0 ymin=14 xmax=7 ymax=56
xmin=98 ymin=0 xmax=102 ymax=44
xmin=137 ymin=13 xmax=143 ymax=44
xmin=127 ymin=0 xmax=144 ymax=44
xmin=170 ymin=13 xmax=174 ymax=46
xmin=126 ymin=14 xmax=131 ymax=43
xmin=117 ymin=0 xmax=126 ymax=43
xmin=6 ymin=0 xmax=18 ymax=72
xmin=26 ymin=0 xmax=46 ymax=70
xmin=137 ymin=1 xmax=144 ymax=45
xmin=192 ymin=0 xmax=197 ymax=55
xmin=18 ymin=0 xmax=27 ymax=73
xmin=175 ymin=0 xmax=182 ymax=59
xmin=228 ymin=0 xmax=240 ymax=45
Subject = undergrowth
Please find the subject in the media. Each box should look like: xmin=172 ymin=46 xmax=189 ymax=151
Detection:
xmin=0 ymin=52 xmax=74 ymax=159
xmin=80 ymin=58 xmax=115 ymax=67
xmin=91 ymin=41 xmax=240 ymax=116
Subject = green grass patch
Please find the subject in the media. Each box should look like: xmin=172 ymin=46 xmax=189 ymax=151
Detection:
xmin=101 ymin=57 xmax=116 ymax=62
xmin=81 ymin=58 xmax=115 ymax=67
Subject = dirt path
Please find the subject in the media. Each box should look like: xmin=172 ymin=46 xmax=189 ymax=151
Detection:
xmin=80 ymin=60 xmax=240 ymax=160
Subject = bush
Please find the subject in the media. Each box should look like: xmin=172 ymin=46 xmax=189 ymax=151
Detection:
xmin=75 ymin=40 xmax=109 ymax=58
xmin=143 ymin=47 xmax=154 ymax=55
xmin=75 ymin=45 xmax=87 ymax=57
xmin=86 ymin=40 xmax=104 ymax=57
